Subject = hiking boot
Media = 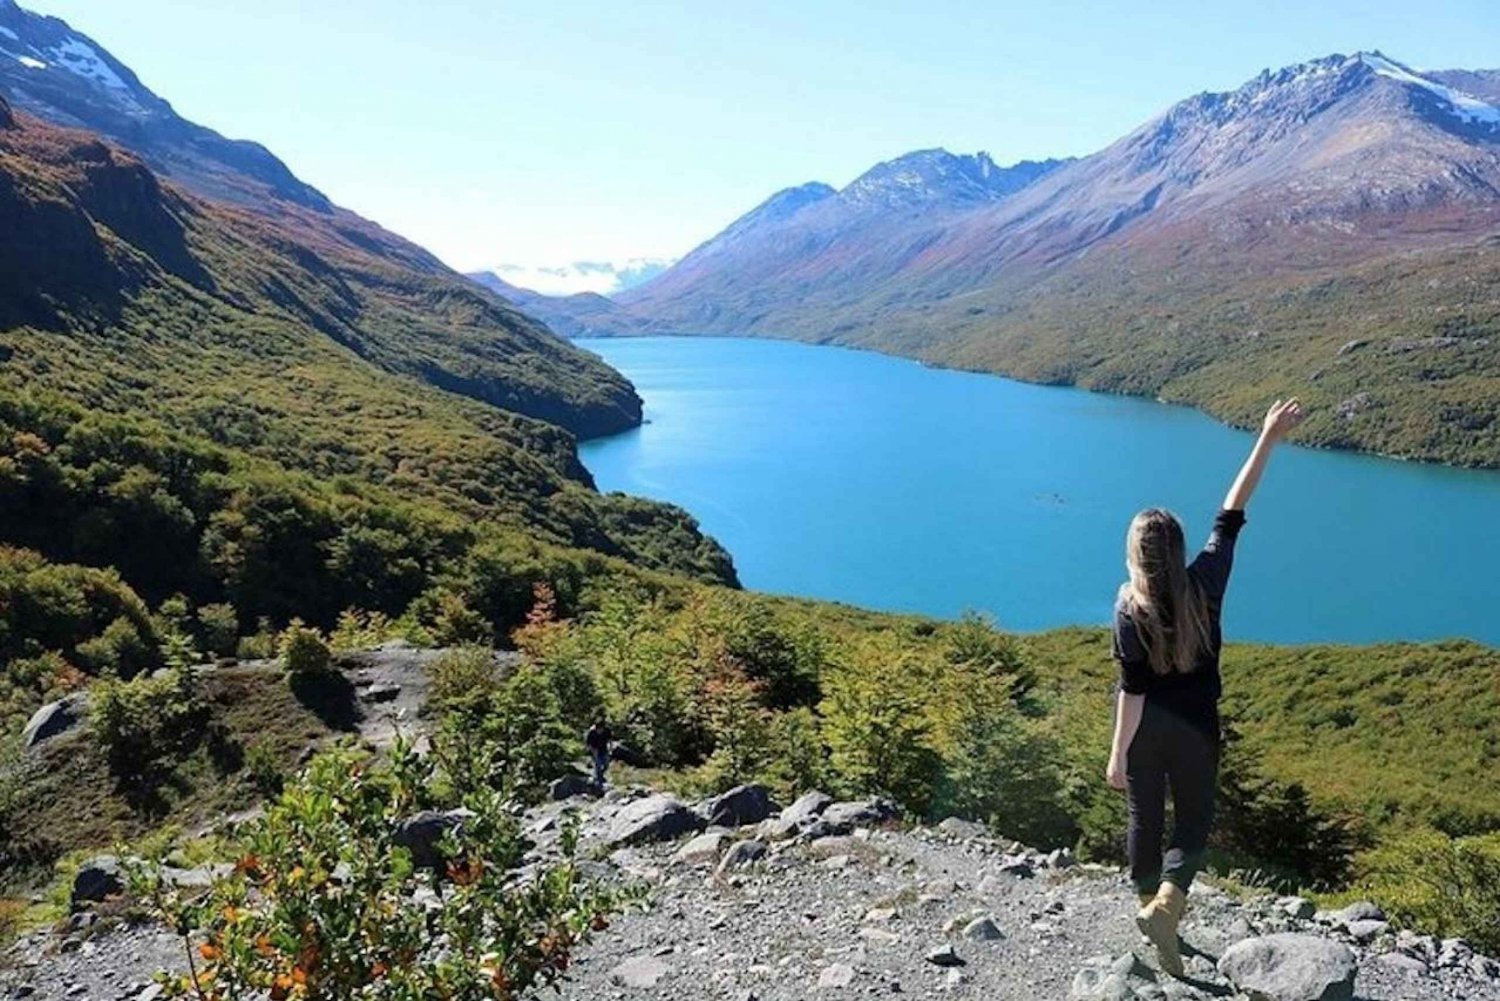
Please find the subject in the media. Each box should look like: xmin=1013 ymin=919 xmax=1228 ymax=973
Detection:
xmin=1136 ymin=881 xmax=1187 ymax=977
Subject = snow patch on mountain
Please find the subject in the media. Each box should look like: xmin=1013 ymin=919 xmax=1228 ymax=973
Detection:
xmin=50 ymin=36 xmax=127 ymax=91
xmin=15 ymin=54 xmax=42 ymax=69
xmin=1360 ymin=52 xmax=1500 ymax=126
xmin=0 ymin=25 xmax=19 ymax=40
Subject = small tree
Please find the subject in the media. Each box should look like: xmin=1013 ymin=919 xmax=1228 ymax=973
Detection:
xmin=819 ymin=635 xmax=942 ymax=814
xmin=699 ymin=663 xmax=774 ymax=792
xmin=278 ymin=620 xmax=331 ymax=678
xmin=195 ymin=602 xmax=240 ymax=658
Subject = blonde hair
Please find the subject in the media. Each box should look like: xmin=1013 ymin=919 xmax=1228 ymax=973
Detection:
xmin=1120 ymin=509 xmax=1212 ymax=675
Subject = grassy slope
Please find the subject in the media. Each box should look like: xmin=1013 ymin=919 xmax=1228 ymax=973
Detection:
xmin=1023 ymin=627 xmax=1500 ymax=835
xmin=2 ymin=666 xmax=339 ymax=889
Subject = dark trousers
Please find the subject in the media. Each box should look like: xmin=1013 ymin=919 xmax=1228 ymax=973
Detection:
xmin=1125 ymin=703 xmax=1219 ymax=895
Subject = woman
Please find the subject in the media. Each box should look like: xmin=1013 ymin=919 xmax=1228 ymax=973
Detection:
xmin=1105 ymin=398 xmax=1303 ymax=976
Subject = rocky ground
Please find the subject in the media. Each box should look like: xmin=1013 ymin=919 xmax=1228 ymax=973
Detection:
xmin=6 ymin=783 xmax=1497 ymax=1001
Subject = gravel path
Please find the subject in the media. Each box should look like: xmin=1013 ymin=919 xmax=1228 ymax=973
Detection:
xmin=5 ymin=789 xmax=1497 ymax=1001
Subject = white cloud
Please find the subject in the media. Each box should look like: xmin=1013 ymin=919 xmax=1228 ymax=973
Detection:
xmin=486 ymin=258 xmax=672 ymax=296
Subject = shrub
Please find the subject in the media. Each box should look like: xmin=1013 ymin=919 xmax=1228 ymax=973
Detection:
xmin=328 ymin=608 xmax=395 ymax=653
xmin=236 ymin=617 xmax=278 ymax=661
xmin=819 ymin=635 xmax=942 ymax=814
xmin=73 ymin=616 xmax=155 ymax=676
xmin=432 ymin=668 xmax=577 ymax=804
xmin=942 ymin=611 xmax=1035 ymax=703
xmin=764 ymin=706 xmax=830 ymax=800
xmin=243 ymin=741 xmax=284 ymax=798
xmin=929 ymin=674 xmax=1072 ymax=846
xmin=427 ymin=589 xmax=493 ymax=647
xmin=90 ymin=668 xmax=204 ymax=778
xmin=699 ymin=666 xmax=774 ymax=793
xmin=429 ymin=645 xmax=501 ymax=708
xmin=195 ymin=602 xmax=239 ymax=658
xmin=1212 ymin=730 xmax=1358 ymax=891
xmin=128 ymin=738 xmax=627 ymax=1001
xmin=1351 ymin=830 xmax=1500 ymax=954
xmin=278 ymin=620 xmax=331 ymax=678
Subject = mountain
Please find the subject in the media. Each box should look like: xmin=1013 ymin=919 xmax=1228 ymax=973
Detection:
xmin=0 ymin=0 xmax=328 ymax=211
xmin=0 ymin=0 xmax=654 ymax=440
xmin=468 ymin=271 xmax=654 ymax=338
xmin=608 ymin=53 xmax=1500 ymax=467
xmin=618 ymin=150 xmax=1069 ymax=331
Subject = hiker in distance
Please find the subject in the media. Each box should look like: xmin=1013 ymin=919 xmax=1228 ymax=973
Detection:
xmin=1105 ymin=397 xmax=1305 ymax=977
xmin=585 ymin=716 xmax=613 ymax=790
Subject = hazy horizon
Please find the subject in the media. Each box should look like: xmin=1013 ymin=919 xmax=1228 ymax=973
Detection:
xmin=18 ymin=0 xmax=1500 ymax=278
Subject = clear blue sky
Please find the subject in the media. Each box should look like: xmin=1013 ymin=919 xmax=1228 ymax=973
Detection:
xmin=22 ymin=0 xmax=1500 ymax=274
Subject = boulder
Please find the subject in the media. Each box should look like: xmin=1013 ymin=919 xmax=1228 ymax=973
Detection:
xmin=673 ymin=831 xmax=727 ymax=865
xmin=701 ymin=783 xmax=779 ymax=828
xmin=801 ymin=798 xmax=896 ymax=839
xmin=393 ymin=808 xmax=474 ymax=869
xmin=606 ymin=794 xmax=705 ymax=847
xmin=22 ymin=694 xmax=88 ymax=750
xmin=71 ymin=856 xmax=124 ymax=908
xmin=1335 ymin=901 xmax=1385 ymax=924
xmin=935 ymin=817 xmax=986 ymax=840
xmin=715 ymin=838 xmax=766 ymax=875
xmin=1343 ymin=918 xmax=1389 ymax=943
xmin=761 ymin=789 xmax=833 ymax=840
xmin=549 ymin=773 xmax=597 ymax=800
xmin=1218 ymin=934 xmax=1356 ymax=1001
xmin=1282 ymin=897 xmax=1317 ymax=920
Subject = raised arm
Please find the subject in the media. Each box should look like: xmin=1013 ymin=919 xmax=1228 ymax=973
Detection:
xmin=1222 ymin=399 xmax=1304 ymax=511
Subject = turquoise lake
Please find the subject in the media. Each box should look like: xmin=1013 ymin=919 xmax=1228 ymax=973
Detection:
xmin=576 ymin=336 xmax=1500 ymax=646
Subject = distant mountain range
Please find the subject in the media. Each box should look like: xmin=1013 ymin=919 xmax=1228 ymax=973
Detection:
xmin=509 ymin=53 xmax=1500 ymax=467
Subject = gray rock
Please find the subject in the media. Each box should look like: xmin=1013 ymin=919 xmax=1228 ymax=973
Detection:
xmin=673 ymin=831 xmax=727 ymax=865
xmin=610 ymin=955 xmax=669 ymax=989
xmin=393 ymin=808 xmax=474 ymax=869
xmin=1335 ymin=901 xmax=1385 ymax=924
xmin=549 ymin=773 xmax=597 ymax=800
xmin=817 ymin=962 xmax=855 ymax=989
xmin=762 ymin=790 xmax=834 ymax=839
xmin=1218 ymin=934 xmax=1357 ymax=1001
xmin=1375 ymin=952 xmax=1428 ymax=977
xmin=1046 ymin=847 xmax=1077 ymax=869
xmin=961 ymin=916 xmax=1004 ymax=941
xmin=71 ymin=856 xmax=124 ymax=908
xmin=1282 ymin=897 xmax=1316 ymax=920
xmin=1343 ymin=918 xmax=1389 ymax=943
xmin=1470 ymin=954 xmax=1500 ymax=980
xmin=802 ymin=797 xmax=897 ymax=839
xmin=925 ymin=943 xmax=964 ymax=967
xmin=22 ymin=694 xmax=88 ymax=750
xmin=715 ymin=838 xmax=767 ymax=875
xmin=935 ymin=817 xmax=987 ymax=840
xmin=606 ymin=793 xmax=706 ymax=847
xmin=702 ymin=783 xmax=780 ymax=828
xmin=1437 ymin=938 xmax=1473 ymax=967
xmin=996 ymin=858 xmax=1035 ymax=879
